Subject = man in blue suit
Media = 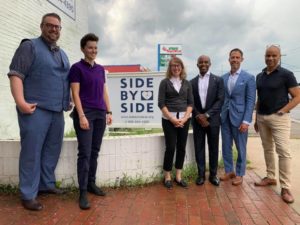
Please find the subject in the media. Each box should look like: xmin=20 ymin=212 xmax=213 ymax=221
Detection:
xmin=220 ymin=48 xmax=256 ymax=185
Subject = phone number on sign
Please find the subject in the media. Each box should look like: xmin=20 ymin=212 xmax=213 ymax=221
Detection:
xmin=125 ymin=120 xmax=150 ymax=124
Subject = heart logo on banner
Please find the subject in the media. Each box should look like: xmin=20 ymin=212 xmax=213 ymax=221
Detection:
xmin=141 ymin=91 xmax=153 ymax=100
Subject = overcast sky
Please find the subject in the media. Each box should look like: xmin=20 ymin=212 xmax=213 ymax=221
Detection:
xmin=88 ymin=0 xmax=300 ymax=80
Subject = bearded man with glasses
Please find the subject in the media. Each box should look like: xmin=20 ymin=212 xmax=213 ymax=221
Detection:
xmin=7 ymin=13 xmax=70 ymax=211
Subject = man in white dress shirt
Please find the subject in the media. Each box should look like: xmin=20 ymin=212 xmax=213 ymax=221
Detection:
xmin=190 ymin=55 xmax=224 ymax=186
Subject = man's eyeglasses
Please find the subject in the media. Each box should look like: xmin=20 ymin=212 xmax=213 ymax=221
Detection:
xmin=44 ymin=23 xmax=62 ymax=30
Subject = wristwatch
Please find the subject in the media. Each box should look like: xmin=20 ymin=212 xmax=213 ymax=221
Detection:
xmin=106 ymin=111 xmax=112 ymax=115
xmin=205 ymin=113 xmax=210 ymax=118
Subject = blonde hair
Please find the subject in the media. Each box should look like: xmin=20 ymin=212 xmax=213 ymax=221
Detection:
xmin=165 ymin=56 xmax=187 ymax=79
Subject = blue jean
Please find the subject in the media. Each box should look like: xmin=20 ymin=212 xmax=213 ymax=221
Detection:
xmin=73 ymin=108 xmax=106 ymax=190
xmin=18 ymin=107 xmax=64 ymax=200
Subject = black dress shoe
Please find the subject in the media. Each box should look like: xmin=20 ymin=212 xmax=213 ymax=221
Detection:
xmin=209 ymin=176 xmax=220 ymax=186
xmin=22 ymin=199 xmax=43 ymax=211
xmin=39 ymin=188 xmax=66 ymax=195
xmin=196 ymin=177 xmax=205 ymax=186
xmin=79 ymin=190 xmax=90 ymax=210
xmin=87 ymin=183 xmax=106 ymax=196
xmin=174 ymin=178 xmax=188 ymax=188
xmin=164 ymin=180 xmax=173 ymax=189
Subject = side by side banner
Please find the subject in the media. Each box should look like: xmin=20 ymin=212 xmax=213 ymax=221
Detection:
xmin=107 ymin=72 xmax=165 ymax=128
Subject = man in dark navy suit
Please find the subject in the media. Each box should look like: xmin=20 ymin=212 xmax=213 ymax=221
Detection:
xmin=190 ymin=55 xmax=224 ymax=186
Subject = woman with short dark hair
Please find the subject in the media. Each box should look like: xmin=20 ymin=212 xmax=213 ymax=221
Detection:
xmin=69 ymin=33 xmax=112 ymax=209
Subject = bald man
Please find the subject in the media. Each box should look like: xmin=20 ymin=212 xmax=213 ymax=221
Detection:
xmin=254 ymin=45 xmax=300 ymax=203
xmin=190 ymin=55 xmax=224 ymax=186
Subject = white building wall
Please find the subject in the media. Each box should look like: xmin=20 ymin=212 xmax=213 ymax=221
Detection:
xmin=0 ymin=0 xmax=89 ymax=139
xmin=0 ymin=134 xmax=196 ymax=187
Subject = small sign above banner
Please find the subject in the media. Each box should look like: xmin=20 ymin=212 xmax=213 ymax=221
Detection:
xmin=157 ymin=44 xmax=182 ymax=71
xmin=47 ymin=0 xmax=76 ymax=20
xmin=159 ymin=44 xmax=182 ymax=55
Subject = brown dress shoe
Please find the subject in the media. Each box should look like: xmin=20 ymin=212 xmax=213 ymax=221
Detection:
xmin=220 ymin=172 xmax=236 ymax=181
xmin=22 ymin=199 xmax=43 ymax=211
xmin=232 ymin=176 xmax=243 ymax=186
xmin=254 ymin=177 xmax=277 ymax=186
xmin=281 ymin=188 xmax=294 ymax=204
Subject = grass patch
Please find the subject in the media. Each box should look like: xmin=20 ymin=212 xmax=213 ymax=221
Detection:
xmin=64 ymin=129 xmax=76 ymax=138
xmin=218 ymin=146 xmax=251 ymax=168
xmin=115 ymin=165 xmax=198 ymax=188
xmin=0 ymin=184 xmax=19 ymax=194
xmin=107 ymin=128 xmax=163 ymax=136
xmin=64 ymin=128 xmax=163 ymax=137
xmin=0 ymin=181 xmax=79 ymax=195
xmin=177 ymin=163 xmax=198 ymax=181
xmin=117 ymin=172 xmax=162 ymax=188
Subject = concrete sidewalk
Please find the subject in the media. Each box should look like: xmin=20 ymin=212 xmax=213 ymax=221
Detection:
xmin=247 ymin=136 xmax=300 ymax=215
xmin=1 ymin=134 xmax=300 ymax=225
xmin=1 ymin=126 xmax=300 ymax=224
xmin=0 ymin=169 xmax=300 ymax=225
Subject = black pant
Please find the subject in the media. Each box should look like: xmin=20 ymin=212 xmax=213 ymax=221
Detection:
xmin=162 ymin=118 xmax=190 ymax=171
xmin=192 ymin=120 xmax=220 ymax=178
xmin=73 ymin=108 xmax=106 ymax=190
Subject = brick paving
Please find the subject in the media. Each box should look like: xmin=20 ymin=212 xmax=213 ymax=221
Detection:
xmin=0 ymin=170 xmax=300 ymax=225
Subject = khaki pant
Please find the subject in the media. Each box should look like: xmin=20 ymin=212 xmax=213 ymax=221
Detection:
xmin=257 ymin=113 xmax=292 ymax=189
